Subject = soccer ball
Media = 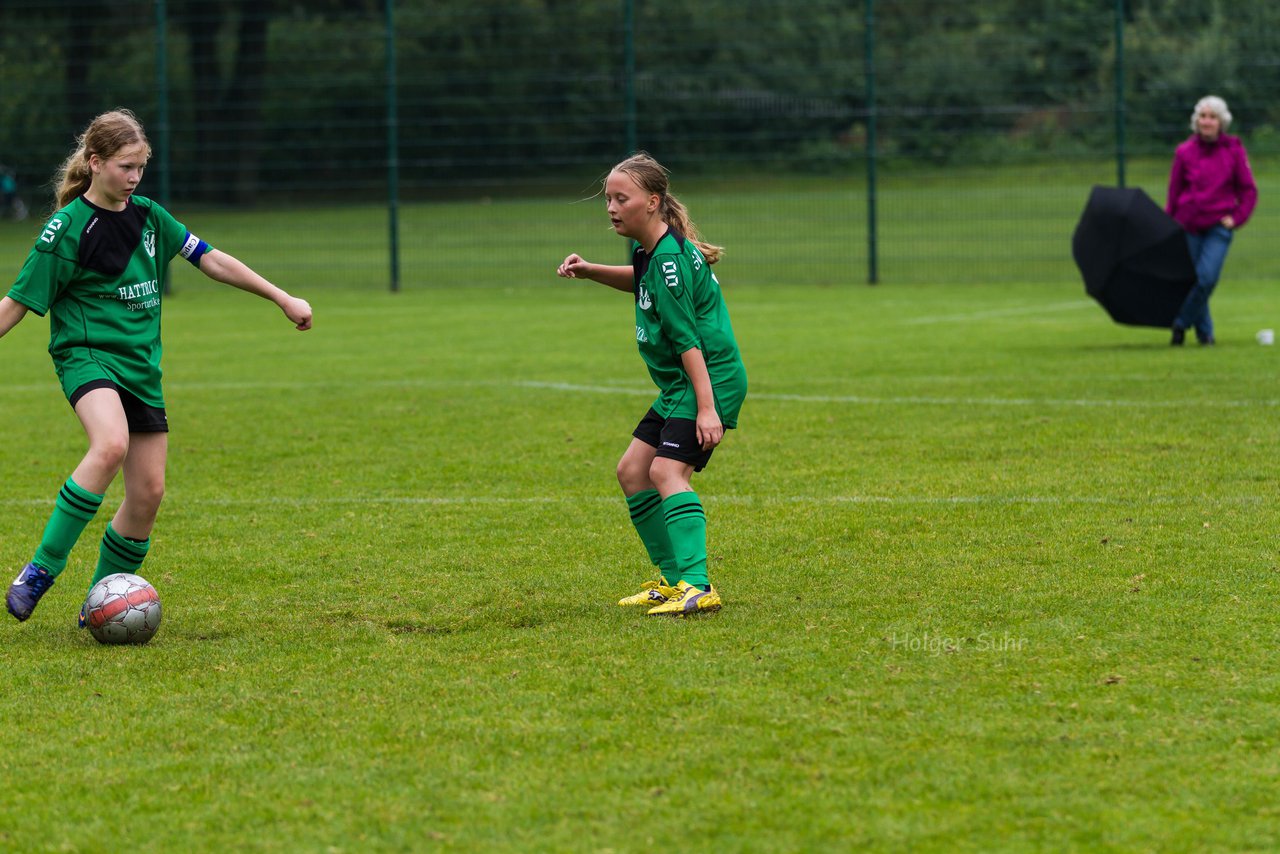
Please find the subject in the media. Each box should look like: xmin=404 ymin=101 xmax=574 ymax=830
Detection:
xmin=84 ymin=573 xmax=162 ymax=645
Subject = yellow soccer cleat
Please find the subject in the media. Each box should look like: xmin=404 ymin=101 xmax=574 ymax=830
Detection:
xmin=646 ymin=581 xmax=721 ymax=617
xmin=618 ymin=577 xmax=679 ymax=607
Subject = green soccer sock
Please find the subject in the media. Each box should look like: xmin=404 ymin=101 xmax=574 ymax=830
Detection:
xmin=89 ymin=524 xmax=151 ymax=592
xmin=31 ymin=478 xmax=105 ymax=578
xmin=626 ymin=489 xmax=678 ymax=584
xmin=662 ymin=491 xmax=709 ymax=590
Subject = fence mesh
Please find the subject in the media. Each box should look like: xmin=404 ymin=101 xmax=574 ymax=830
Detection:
xmin=0 ymin=1 xmax=1274 ymax=288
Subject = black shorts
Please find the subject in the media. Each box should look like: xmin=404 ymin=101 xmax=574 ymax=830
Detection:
xmin=633 ymin=407 xmax=719 ymax=472
xmin=69 ymin=380 xmax=169 ymax=433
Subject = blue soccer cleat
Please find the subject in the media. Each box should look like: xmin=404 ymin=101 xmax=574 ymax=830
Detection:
xmin=6 ymin=563 xmax=55 ymax=622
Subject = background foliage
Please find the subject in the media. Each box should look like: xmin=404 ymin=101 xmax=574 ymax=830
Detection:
xmin=0 ymin=0 xmax=1276 ymax=285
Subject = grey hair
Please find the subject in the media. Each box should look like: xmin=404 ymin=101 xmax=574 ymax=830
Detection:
xmin=1191 ymin=95 xmax=1232 ymax=133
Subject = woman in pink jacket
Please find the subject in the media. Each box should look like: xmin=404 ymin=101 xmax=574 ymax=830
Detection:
xmin=1166 ymin=94 xmax=1258 ymax=346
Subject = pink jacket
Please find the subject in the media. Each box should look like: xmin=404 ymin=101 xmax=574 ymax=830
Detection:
xmin=1166 ymin=133 xmax=1258 ymax=233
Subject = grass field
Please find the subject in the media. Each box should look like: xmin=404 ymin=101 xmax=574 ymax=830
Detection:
xmin=0 ymin=173 xmax=1278 ymax=851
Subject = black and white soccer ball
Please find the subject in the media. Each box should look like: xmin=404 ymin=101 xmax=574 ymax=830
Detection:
xmin=85 ymin=573 xmax=162 ymax=645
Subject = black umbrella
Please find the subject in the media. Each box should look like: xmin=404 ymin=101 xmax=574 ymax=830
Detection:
xmin=1072 ymin=185 xmax=1196 ymax=328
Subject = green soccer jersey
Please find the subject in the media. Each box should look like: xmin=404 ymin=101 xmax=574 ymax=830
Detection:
xmin=632 ymin=228 xmax=747 ymax=426
xmin=8 ymin=195 xmax=193 ymax=408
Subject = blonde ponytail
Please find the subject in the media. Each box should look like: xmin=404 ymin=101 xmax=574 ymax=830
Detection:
xmin=658 ymin=192 xmax=722 ymax=265
xmin=53 ymin=142 xmax=93 ymax=211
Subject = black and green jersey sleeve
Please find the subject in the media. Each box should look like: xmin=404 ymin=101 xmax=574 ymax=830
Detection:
xmin=8 ymin=212 xmax=78 ymax=315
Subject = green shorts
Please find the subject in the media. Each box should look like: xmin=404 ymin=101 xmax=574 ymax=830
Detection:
xmin=54 ymin=346 xmax=165 ymax=409
xmin=652 ymin=370 xmax=747 ymax=427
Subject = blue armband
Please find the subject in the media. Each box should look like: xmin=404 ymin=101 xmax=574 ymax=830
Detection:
xmin=178 ymin=232 xmax=212 ymax=267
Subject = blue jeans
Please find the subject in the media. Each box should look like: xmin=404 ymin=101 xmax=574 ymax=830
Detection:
xmin=1174 ymin=225 xmax=1233 ymax=341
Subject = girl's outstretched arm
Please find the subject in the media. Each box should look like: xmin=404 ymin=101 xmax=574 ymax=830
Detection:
xmin=557 ymin=254 xmax=633 ymax=292
xmin=198 ymin=249 xmax=313 ymax=330
xmin=0 ymin=296 xmax=29 ymax=340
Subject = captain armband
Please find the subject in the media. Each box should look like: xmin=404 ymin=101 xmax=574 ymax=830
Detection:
xmin=179 ymin=232 xmax=213 ymax=267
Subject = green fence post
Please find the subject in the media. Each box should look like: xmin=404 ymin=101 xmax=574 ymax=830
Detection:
xmin=1114 ymin=0 xmax=1126 ymax=188
xmin=386 ymin=0 xmax=401 ymax=293
xmin=624 ymin=0 xmax=636 ymax=157
xmin=155 ymin=0 xmax=173 ymax=295
xmin=865 ymin=0 xmax=878 ymax=285
xmin=154 ymin=0 xmax=171 ymax=207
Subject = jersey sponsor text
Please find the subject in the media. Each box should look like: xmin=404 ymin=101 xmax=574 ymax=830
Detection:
xmin=117 ymin=279 xmax=161 ymax=311
xmin=117 ymin=279 xmax=159 ymax=301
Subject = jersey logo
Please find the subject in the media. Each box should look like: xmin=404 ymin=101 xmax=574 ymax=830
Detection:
xmin=637 ymin=285 xmax=652 ymax=310
xmin=143 ymin=229 xmax=156 ymax=258
xmin=661 ymin=260 xmax=680 ymax=289
xmin=36 ymin=213 xmax=71 ymax=252
xmin=39 ymin=218 xmax=64 ymax=244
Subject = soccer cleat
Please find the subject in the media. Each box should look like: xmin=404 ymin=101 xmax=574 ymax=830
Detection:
xmin=78 ymin=600 xmax=88 ymax=629
xmin=646 ymin=580 xmax=722 ymax=617
xmin=618 ymin=577 xmax=679 ymax=607
xmin=6 ymin=563 xmax=55 ymax=622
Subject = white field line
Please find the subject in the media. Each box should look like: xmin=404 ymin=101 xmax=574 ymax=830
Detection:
xmin=2 ymin=377 xmax=1274 ymax=409
xmin=0 ymin=494 xmax=1264 ymax=508
xmin=509 ymin=381 xmax=1280 ymax=409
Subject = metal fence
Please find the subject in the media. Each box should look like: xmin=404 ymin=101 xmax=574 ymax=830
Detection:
xmin=0 ymin=1 xmax=1275 ymax=288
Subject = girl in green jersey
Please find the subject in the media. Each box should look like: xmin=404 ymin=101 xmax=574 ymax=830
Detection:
xmin=3 ymin=109 xmax=313 ymax=626
xmin=557 ymin=152 xmax=747 ymax=616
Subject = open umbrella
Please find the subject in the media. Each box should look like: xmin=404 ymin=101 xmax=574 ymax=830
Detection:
xmin=1072 ymin=185 xmax=1196 ymax=328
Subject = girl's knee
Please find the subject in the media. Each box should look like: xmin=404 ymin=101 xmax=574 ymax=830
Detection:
xmin=133 ymin=475 xmax=165 ymax=511
xmin=89 ymin=434 xmax=130 ymax=471
xmin=617 ymin=456 xmax=654 ymax=493
xmin=616 ymin=460 xmax=641 ymax=491
xmin=648 ymin=457 xmax=691 ymax=494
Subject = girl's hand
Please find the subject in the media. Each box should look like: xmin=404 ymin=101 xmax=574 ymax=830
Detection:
xmin=282 ymin=296 xmax=313 ymax=331
xmin=557 ymin=254 xmax=590 ymax=278
xmin=1221 ymin=215 xmax=1236 ymax=229
xmin=696 ymin=409 xmax=724 ymax=451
